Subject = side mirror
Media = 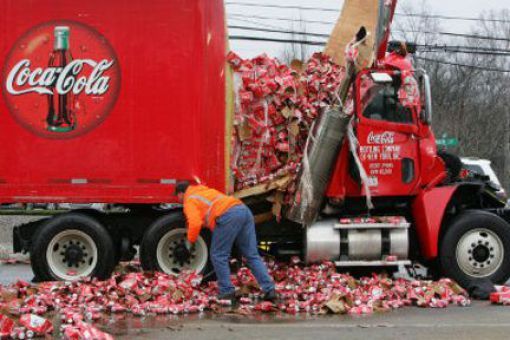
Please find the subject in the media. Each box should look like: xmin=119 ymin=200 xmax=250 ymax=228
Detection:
xmin=418 ymin=71 xmax=432 ymax=125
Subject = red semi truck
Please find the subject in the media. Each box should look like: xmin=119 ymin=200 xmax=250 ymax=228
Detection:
xmin=1 ymin=0 xmax=509 ymax=288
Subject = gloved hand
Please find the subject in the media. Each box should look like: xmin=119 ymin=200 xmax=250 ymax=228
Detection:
xmin=185 ymin=240 xmax=194 ymax=251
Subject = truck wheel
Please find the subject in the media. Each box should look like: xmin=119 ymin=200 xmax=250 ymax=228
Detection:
xmin=30 ymin=213 xmax=115 ymax=281
xmin=140 ymin=212 xmax=213 ymax=276
xmin=440 ymin=211 xmax=510 ymax=288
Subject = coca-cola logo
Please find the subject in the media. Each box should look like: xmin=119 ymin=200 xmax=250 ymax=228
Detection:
xmin=2 ymin=21 xmax=120 ymax=139
xmin=6 ymin=59 xmax=114 ymax=96
xmin=367 ymin=131 xmax=395 ymax=144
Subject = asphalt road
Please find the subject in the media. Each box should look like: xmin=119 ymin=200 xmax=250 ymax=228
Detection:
xmin=112 ymin=305 xmax=510 ymax=340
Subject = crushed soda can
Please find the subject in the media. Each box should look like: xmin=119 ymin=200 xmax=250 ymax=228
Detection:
xmin=62 ymin=321 xmax=113 ymax=340
xmin=0 ymin=314 xmax=15 ymax=338
xmin=18 ymin=314 xmax=53 ymax=335
xmin=253 ymin=301 xmax=275 ymax=312
xmin=490 ymin=286 xmax=510 ymax=305
xmin=217 ymin=299 xmax=233 ymax=306
xmin=10 ymin=326 xmax=32 ymax=339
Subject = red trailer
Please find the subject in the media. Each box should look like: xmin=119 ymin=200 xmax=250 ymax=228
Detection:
xmin=1 ymin=0 xmax=231 ymax=281
xmin=0 ymin=0 xmax=228 ymax=204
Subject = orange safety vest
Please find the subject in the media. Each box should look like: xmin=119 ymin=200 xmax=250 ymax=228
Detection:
xmin=183 ymin=185 xmax=242 ymax=242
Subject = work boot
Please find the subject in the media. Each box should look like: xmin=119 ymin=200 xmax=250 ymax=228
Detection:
xmin=217 ymin=292 xmax=237 ymax=305
xmin=262 ymin=289 xmax=277 ymax=302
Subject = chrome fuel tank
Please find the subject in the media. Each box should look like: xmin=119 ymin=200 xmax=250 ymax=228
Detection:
xmin=305 ymin=218 xmax=409 ymax=263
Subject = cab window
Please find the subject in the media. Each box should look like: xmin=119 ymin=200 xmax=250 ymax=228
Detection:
xmin=362 ymin=84 xmax=413 ymax=124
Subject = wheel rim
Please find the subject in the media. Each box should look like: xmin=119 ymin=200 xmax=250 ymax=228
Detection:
xmin=456 ymin=228 xmax=504 ymax=278
xmin=156 ymin=228 xmax=208 ymax=275
xmin=46 ymin=229 xmax=98 ymax=281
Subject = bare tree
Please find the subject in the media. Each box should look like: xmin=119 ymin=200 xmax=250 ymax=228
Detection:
xmin=280 ymin=14 xmax=310 ymax=64
xmin=401 ymin=6 xmax=510 ymax=191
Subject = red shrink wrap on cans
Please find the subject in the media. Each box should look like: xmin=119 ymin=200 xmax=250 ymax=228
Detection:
xmin=0 ymin=314 xmax=15 ymax=339
xmin=62 ymin=321 xmax=113 ymax=340
xmin=228 ymin=52 xmax=346 ymax=202
xmin=490 ymin=286 xmax=510 ymax=305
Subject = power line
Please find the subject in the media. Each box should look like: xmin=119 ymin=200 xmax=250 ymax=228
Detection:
xmin=229 ymin=35 xmax=326 ymax=46
xmin=227 ymin=36 xmax=510 ymax=72
xmin=228 ymin=24 xmax=510 ymax=44
xmin=415 ymin=56 xmax=510 ymax=72
xmin=228 ymin=25 xmax=329 ymax=38
xmin=226 ymin=2 xmax=510 ymax=23
xmin=229 ymin=13 xmax=334 ymax=26
xmin=393 ymin=30 xmax=510 ymax=42
xmin=230 ymin=35 xmax=510 ymax=57
xmin=229 ymin=35 xmax=510 ymax=55
xmin=229 ymin=14 xmax=510 ymax=39
xmin=420 ymin=50 xmax=510 ymax=56
xmin=226 ymin=2 xmax=339 ymax=13
xmin=229 ymin=17 xmax=290 ymax=32
xmin=416 ymin=44 xmax=510 ymax=54
xmin=228 ymin=26 xmax=510 ymax=53
xmin=397 ymin=12 xmax=510 ymax=23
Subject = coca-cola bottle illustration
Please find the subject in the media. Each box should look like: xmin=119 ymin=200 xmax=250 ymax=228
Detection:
xmin=46 ymin=26 xmax=76 ymax=132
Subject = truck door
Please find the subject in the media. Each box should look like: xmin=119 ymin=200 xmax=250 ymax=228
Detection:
xmin=353 ymin=71 xmax=421 ymax=197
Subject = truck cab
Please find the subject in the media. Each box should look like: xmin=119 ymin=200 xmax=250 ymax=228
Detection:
xmin=303 ymin=48 xmax=510 ymax=289
xmin=327 ymin=50 xmax=445 ymax=204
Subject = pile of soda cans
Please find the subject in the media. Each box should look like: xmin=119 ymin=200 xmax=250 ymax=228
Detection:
xmin=240 ymin=258 xmax=471 ymax=314
xmin=228 ymin=52 xmax=345 ymax=191
xmin=0 ymin=258 xmax=484 ymax=338
xmin=490 ymin=286 xmax=510 ymax=305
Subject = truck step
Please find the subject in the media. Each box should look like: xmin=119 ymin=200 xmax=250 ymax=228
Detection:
xmin=334 ymin=216 xmax=409 ymax=230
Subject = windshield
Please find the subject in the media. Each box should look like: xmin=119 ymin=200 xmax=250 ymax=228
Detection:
xmin=463 ymin=164 xmax=484 ymax=174
xmin=360 ymin=73 xmax=419 ymax=124
xmin=362 ymin=84 xmax=413 ymax=123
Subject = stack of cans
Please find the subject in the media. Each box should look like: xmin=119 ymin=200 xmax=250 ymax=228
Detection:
xmin=228 ymin=51 xmax=346 ymax=197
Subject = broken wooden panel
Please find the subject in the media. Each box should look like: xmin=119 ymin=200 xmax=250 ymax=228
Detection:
xmin=325 ymin=0 xmax=379 ymax=67
xmin=234 ymin=175 xmax=291 ymax=199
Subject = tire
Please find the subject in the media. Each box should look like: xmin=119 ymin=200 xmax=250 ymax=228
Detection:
xmin=140 ymin=212 xmax=214 ymax=277
xmin=439 ymin=210 xmax=510 ymax=288
xmin=30 ymin=213 xmax=116 ymax=281
xmin=438 ymin=151 xmax=462 ymax=183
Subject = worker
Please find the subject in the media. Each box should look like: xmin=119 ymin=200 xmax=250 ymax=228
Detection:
xmin=175 ymin=182 xmax=276 ymax=303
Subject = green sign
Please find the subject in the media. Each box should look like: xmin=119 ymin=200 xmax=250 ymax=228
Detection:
xmin=436 ymin=138 xmax=459 ymax=147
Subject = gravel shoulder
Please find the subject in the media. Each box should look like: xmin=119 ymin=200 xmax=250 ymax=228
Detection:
xmin=0 ymin=214 xmax=46 ymax=259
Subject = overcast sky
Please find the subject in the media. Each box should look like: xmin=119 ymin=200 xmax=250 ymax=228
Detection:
xmin=227 ymin=0 xmax=510 ymax=58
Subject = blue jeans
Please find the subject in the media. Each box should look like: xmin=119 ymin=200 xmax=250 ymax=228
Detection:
xmin=210 ymin=204 xmax=275 ymax=295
